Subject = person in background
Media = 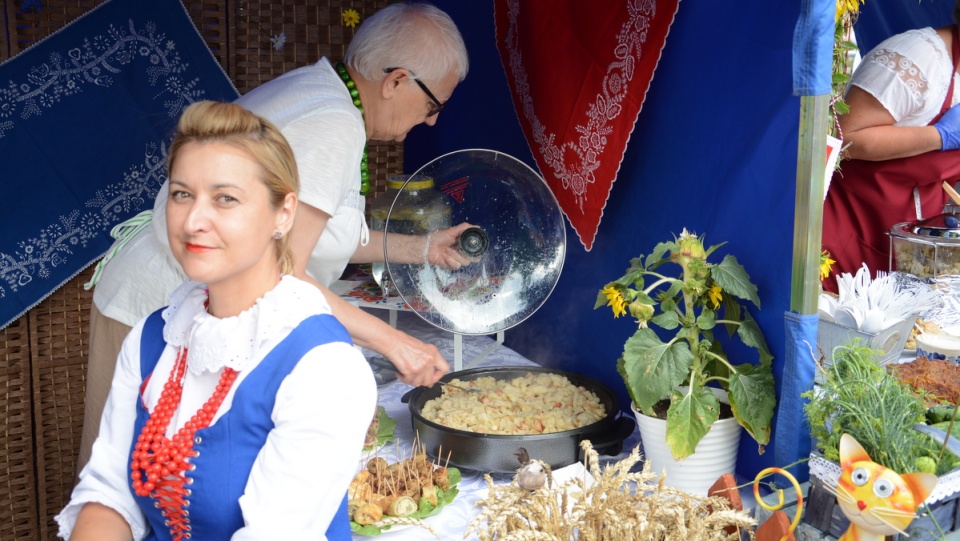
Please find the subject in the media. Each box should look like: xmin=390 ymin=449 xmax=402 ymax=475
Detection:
xmin=822 ymin=1 xmax=960 ymax=288
xmin=57 ymin=101 xmax=376 ymax=541
xmin=79 ymin=2 xmax=469 ymax=471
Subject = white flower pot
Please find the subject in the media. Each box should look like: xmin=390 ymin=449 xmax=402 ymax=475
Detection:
xmin=631 ymin=395 xmax=742 ymax=496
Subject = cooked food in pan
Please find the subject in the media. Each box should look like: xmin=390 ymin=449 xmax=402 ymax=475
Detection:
xmin=419 ymin=372 xmax=606 ymax=435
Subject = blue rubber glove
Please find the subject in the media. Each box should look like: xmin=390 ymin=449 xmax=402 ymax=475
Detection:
xmin=935 ymin=102 xmax=960 ymax=151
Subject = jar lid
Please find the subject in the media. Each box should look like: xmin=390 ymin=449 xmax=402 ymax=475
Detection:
xmin=891 ymin=213 xmax=960 ymax=241
xmin=384 ymin=149 xmax=565 ymax=335
xmin=386 ymin=175 xmax=433 ymax=190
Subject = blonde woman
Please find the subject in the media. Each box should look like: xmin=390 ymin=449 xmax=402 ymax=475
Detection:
xmin=58 ymin=101 xmax=376 ymax=540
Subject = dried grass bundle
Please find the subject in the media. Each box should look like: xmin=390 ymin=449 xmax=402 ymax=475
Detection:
xmin=467 ymin=441 xmax=756 ymax=541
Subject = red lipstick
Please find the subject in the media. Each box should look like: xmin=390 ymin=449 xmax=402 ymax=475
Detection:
xmin=185 ymin=243 xmax=212 ymax=254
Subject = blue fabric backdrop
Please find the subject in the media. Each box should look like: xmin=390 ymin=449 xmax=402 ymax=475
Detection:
xmin=407 ymin=0 xmax=960 ymax=486
xmin=854 ymin=0 xmax=954 ymax=53
xmin=0 ymin=0 xmax=238 ymax=330
xmin=407 ymin=0 xmax=803 ymax=483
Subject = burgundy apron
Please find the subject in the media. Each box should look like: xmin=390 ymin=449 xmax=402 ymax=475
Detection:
xmin=822 ymin=25 xmax=960 ymax=292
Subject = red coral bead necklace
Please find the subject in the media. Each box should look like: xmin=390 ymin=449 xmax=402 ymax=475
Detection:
xmin=130 ymin=344 xmax=238 ymax=541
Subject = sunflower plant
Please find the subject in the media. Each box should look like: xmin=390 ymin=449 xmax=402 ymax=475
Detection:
xmin=830 ymin=0 xmax=863 ymax=141
xmin=596 ymin=229 xmax=775 ymax=461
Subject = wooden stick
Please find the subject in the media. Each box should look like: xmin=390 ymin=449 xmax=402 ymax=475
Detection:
xmin=938 ymin=396 xmax=960 ymax=466
xmin=943 ymin=181 xmax=960 ymax=206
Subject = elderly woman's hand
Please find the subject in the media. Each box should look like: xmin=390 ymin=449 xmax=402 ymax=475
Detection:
xmin=381 ymin=333 xmax=449 ymax=387
xmin=426 ymin=222 xmax=478 ymax=270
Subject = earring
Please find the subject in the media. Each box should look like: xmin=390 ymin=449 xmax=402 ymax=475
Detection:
xmin=273 ymin=231 xmax=283 ymax=240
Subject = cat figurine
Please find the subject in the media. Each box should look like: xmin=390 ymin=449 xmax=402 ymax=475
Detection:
xmin=829 ymin=433 xmax=938 ymax=541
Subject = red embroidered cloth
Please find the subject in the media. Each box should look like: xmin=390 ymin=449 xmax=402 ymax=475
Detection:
xmin=494 ymin=0 xmax=679 ymax=251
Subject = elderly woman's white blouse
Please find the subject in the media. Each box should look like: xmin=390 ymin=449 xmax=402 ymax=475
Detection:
xmin=56 ymin=276 xmax=377 ymax=540
xmin=851 ymin=27 xmax=960 ymax=127
xmin=94 ymin=57 xmax=368 ymax=328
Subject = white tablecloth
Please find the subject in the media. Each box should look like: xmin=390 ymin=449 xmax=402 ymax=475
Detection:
xmin=351 ymin=310 xmax=642 ymax=540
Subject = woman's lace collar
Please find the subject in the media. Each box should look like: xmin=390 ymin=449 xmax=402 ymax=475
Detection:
xmin=161 ymin=276 xmax=330 ymax=374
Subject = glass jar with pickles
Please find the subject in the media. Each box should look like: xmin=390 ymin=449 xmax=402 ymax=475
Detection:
xmin=369 ymin=175 xmax=451 ymax=294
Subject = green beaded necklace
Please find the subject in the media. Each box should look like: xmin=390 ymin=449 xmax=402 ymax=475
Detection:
xmin=336 ymin=62 xmax=370 ymax=195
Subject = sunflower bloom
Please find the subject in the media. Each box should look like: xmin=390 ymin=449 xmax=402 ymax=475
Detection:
xmin=343 ymin=9 xmax=361 ymax=28
xmin=820 ymin=250 xmax=836 ymax=281
xmin=707 ymin=285 xmax=722 ymax=309
xmin=601 ymin=286 xmax=627 ymax=318
xmin=835 ymin=0 xmax=861 ymax=23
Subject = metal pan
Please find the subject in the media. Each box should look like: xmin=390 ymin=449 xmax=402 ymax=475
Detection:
xmin=403 ymin=366 xmax=635 ymax=473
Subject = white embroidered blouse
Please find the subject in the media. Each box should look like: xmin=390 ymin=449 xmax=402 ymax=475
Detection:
xmin=850 ymin=27 xmax=960 ymax=127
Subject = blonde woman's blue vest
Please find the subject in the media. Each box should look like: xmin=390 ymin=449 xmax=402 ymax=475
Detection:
xmin=130 ymin=308 xmax=352 ymax=541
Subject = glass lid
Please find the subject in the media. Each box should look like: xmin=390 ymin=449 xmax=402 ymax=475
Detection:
xmin=383 ymin=149 xmax=566 ymax=335
xmin=891 ymin=212 xmax=960 ymax=240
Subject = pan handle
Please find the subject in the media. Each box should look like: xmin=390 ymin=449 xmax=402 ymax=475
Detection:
xmin=582 ymin=415 xmax=636 ymax=457
xmin=368 ymin=355 xmax=397 ymax=372
xmin=399 ymin=385 xmax=443 ymax=404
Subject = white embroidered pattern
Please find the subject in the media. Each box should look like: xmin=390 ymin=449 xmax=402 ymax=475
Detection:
xmin=0 ymin=143 xmax=167 ymax=297
xmin=0 ymin=16 xmax=212 ymax=299
xmin=868 ymin=49 xmax=931 ymax=105
xmin=865 ymin=30 xmax=950 ymax=111
xmin=0 ymin=19 xmax=203 ymax=125
xmin=502 ymin=0 xmax=654 ymax=213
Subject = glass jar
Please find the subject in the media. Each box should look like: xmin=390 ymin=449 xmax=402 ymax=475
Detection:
xmin=369 ymin=175 xmax=451 ymax=293
xmin=890 ymin=212 xmax=960 ymax=278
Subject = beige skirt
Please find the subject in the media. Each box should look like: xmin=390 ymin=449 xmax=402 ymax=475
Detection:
xmin=76 ymin=304 xmax=132 ymax=477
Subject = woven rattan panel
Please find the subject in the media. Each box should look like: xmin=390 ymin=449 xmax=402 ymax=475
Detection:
xmin=183 ymin=0 xmax=230 ymax=63
xmin=230 ymin=0 xmax=379 ymax=92
xmin=230 ymin=0 xmax=402 ymax=199
xmin=4 ymin=0 xmax=103 ymax=57
xmin=0 ymin=315 xmax=39 ymax=541
xmin=30 ymin=267 xmax=93 ymax=540
xmin=1 ymin=2 xmax=10 ymax=60
xmin=3 ymin=0 xmax=227 ymax=60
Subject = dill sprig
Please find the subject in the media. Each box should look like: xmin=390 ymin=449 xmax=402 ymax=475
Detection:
xmin=804 ymin=340 xmax=943 ymax=474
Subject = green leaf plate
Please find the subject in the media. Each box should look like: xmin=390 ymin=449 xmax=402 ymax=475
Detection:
xmin=350 ymin=467 xmax=462 ymax=536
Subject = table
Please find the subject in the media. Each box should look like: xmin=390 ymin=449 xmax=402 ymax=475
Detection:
xmin=351 ymin=310 xmax=643 ymax=540
xmin=331 ymin=269 xmax=505 ymax=371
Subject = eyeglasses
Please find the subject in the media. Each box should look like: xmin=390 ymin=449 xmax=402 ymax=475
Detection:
xmin=384 ymin=67 xmax=446 ymax=117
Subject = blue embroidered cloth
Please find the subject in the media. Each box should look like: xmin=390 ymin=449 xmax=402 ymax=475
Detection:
xmin=0 ymin=0 xmax=239 ymax=330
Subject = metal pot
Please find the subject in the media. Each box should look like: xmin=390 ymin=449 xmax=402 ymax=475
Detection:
xmin=402 ymin=366 xmax=635 ymax=473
